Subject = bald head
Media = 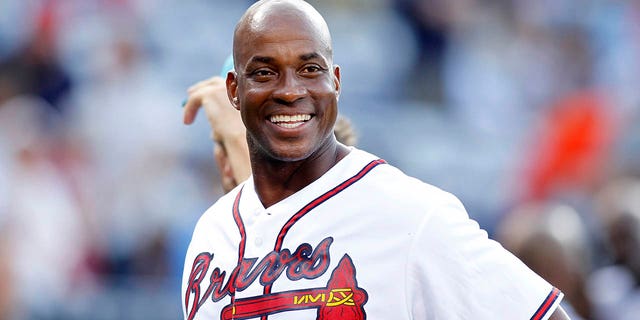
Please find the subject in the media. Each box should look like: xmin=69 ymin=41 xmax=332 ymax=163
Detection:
xmin=233 ymin=0 xmax=333 ymax=72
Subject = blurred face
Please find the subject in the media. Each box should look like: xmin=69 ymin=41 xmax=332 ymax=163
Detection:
xmin=229 ymin=10 xmax=341 ymax=162
xmin=213 ymin=141 xmax=237 ymax=193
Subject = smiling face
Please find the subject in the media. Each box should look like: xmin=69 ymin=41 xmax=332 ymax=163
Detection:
xmin=228 ymin=1 xmax=341 ymax=163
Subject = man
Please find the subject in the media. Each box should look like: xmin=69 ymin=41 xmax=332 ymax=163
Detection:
xmin=183 ymin=75 xmax=357 ymax=193
xmin=182 ymin=1 xmax=570 ymax=319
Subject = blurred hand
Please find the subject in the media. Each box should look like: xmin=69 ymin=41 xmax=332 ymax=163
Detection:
xmin=213 ymin=140 xmax=239 ymax=193
xmin=183 ymin=76 xmax=244 ymax=139
xmin=183 ymin=76 xmax=251 ymax=192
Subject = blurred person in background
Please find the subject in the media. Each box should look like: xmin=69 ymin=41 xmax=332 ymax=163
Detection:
xmin=2 ymin=1 xmax=235 ymax=318
xmin=391 ymin=0 xmax=470 ymax=103
xmin=588 ymin=177 xmax=640 ymax=320
xmin=183 ymin=74 xmax=252 ymax=194
xmin=63 ymin=8 xmax=202 ymax=317
xmin=518 ymin=90 xmax=616 ymax=202
xmin=0 ymin=0 xmax=72 ymax=114
xmin=497 ymin=202 xmax=594 ymax=319
xmin=0 ymin=96 xmax=91 ymax=319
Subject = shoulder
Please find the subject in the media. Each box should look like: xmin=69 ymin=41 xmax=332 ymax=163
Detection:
xmin=354 ymin=149 xmax=463 ymax=210
xmin=346 ymin=148 xmax=466 ymax=227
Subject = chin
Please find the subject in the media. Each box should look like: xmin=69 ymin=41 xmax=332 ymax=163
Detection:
xmin=251 ymin=134 xmax=332 ymax=163
xmin=267 ymin=148 xmax=314 ymax=162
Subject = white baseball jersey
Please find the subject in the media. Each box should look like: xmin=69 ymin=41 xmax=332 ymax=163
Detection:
xmin=182 ymin=148 xmax=563 ymax=320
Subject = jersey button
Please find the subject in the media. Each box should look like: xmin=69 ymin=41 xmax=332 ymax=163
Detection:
xmin=255 ymin=237 xmax=263 ymax=246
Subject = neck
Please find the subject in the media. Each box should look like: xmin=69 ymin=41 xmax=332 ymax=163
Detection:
xmin=250 ymin=141 xmax=350 ymax=208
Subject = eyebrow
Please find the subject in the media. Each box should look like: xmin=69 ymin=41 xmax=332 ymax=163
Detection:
xmin=249 ymin=56 xmax=274 ymax=64
xmin=248 ymin=53 xmax=321 ymax=65
xmin=300 ymin=52 xmax=320 ymax=61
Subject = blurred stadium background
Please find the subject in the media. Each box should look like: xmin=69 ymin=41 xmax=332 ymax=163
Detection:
xmin=1 ymin=0 xmax=639 ymax=319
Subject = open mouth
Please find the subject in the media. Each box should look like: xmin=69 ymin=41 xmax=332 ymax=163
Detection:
xmin=269 ymin=114 xmax=312 ymax=129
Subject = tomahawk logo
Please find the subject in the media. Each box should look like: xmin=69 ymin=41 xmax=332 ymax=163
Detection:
xmin=220 ymin=254 xmax=368 ymax=320
xmin=185 ymin=237 xmax=368 ymax=319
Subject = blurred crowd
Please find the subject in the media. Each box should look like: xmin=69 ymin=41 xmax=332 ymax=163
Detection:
xmin=0 ymin=0 xmax=639 ymax=319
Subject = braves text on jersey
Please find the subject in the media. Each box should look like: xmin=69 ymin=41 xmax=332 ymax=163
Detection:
xmin=182 ymin=147 xmax=563 ymax=320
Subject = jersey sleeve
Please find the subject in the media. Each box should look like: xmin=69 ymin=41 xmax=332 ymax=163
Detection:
xmin=406 ymin=192 xmax=563 ymax=319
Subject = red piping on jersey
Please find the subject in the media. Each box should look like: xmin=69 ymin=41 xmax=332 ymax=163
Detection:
xmin=273 ymin=159 xmax=387 ymax=251
xmin=230 ymin=158 xmax=385 ymax=320
xmin=232 ymin=188 xmax=246 ymax=266
xmin=230 ymin=188 xmax=246 ymax=309
xmin=530 ymin=287 xmax=561 ymax=320
xmin=261 ymin=159 xmax=386 ymax=316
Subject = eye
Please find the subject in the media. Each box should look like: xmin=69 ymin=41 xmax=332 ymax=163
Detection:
xmin=300 ymin=64 xmax=325 ymax=75
xmin=250 ymin=68 xmax=276 ymax=81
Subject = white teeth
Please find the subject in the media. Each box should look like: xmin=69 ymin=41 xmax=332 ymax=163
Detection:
xmin=279 ymin=122 xmax=304 ymax=129
xmin=269 ymin=114 xmax=311 ymax=124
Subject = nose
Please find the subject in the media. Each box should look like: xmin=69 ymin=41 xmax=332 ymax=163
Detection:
xmin=272 ymin=70 xmax=307 ymax=104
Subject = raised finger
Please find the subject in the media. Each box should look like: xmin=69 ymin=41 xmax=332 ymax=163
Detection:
xmin=182 ymin=94 xmax=203 ymax=125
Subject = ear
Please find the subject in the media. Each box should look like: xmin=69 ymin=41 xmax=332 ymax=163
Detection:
xmin=333 ymin=65 xmax=341 ymax=101
xmin=226 ymin=71 xmax=240 ymax=110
